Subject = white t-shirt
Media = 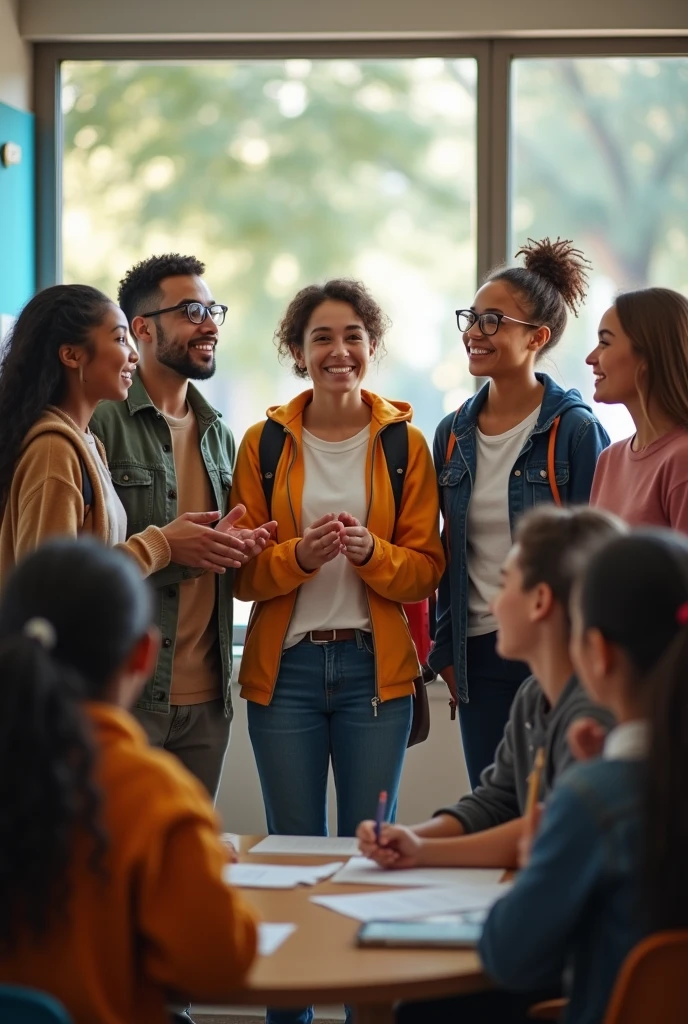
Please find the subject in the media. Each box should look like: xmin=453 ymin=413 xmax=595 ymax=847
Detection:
xmin=284 ymin=425 xmax=372 ymax=649
xmin=466 ymin=405 xmax=541 ymax=637
xmin=83 ymin=432 xmax=128 ymax=546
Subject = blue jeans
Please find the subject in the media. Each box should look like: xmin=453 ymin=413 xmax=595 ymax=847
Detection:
xmin=247 ymin=632 xmax=413 ymax=1024
xmin=460 ymin=631 xmax=530 ymax=790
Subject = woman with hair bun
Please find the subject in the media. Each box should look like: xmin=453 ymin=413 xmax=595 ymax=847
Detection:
xmin=428 ymin=238 xmax=610 ymax=789
xmin=588 ymin=287 xmax=688 ymax=531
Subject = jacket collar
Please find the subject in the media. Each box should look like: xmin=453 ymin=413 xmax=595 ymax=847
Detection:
xmin=453 ymin=372 xmax=585 ymax=438
xmin=266 ymin=388 xmax=412 ymax=432
xmin=124 ymin=371 xmax=219 ymax=426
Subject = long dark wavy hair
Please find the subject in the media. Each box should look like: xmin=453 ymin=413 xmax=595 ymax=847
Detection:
xmin=577 ymin=530 xmax=688 ymax=931
xmin=0 ymin=536 xmax=153 ymax=950
xmin=0 ymin=284 xmax=113 ymax=509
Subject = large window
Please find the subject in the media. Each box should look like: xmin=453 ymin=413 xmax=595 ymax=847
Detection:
xmin=62 ymin=58 xmax=478 ymax=444
xmin=511 ymin=56 xmax=688 ymax=440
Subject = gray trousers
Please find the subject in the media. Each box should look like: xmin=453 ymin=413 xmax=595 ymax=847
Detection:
xmin=132 ymin=698 xmax=231 ymax=801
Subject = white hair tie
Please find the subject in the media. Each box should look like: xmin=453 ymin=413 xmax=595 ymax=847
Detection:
xmin=23 ymin=617 xmax=57 ymax=650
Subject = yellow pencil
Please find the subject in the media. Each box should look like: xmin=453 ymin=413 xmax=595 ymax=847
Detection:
xmin=525 ymin=747 xmax=545 ymax=818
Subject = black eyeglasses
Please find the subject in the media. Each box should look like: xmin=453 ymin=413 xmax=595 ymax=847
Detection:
xmin=455 ymin=309 xmax=541 ymax=336
xmin=139 ymin=301 xmax=228 ymax=326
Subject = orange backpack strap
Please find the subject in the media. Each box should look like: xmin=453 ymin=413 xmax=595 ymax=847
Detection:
xmin=445 ymin=430 xmax=457 ymax=464
xmin=548 ymin=415 xmax=562 ymax=507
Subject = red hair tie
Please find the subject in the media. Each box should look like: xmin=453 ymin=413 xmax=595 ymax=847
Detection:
xmin=677 ymin=601 xmax=688 ymax=626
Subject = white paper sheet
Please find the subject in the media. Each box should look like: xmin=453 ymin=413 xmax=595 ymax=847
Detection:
xmin=332 ymin=857 xmax=504 ymax=889
xmin=249 ymin=835 xmax=360 ymax=857
xmin=311 ymin=883 xmax=510 ymax=922
xmin=258 ymin=923 xmax=297 ymax=956
xmin=225 ymin=862 xmax=343 ymax=889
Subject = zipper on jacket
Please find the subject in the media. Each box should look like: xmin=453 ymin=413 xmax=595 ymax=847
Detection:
xmin=283 ymin=425 xmax=299 ymax=534
xmin=371 ymin=696 xmax=380 ymax=718
xmin=364 ymin=425 xmax=386 ymax=712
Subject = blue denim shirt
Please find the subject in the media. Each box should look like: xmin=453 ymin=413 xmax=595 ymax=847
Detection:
xmin=427 ymin=373 xmax=610 ymax=700
xmin=479 ymin=758 xmax=647 ymax=1024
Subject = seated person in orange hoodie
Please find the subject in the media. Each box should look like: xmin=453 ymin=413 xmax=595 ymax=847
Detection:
xmin=0 ymin=536 xmax=258 ymax=1024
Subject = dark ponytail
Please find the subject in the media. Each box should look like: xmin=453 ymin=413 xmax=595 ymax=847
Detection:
xmin=0 ymin=537 xmax=153 ymax=950
xmin=577 ymin=529 xmax=688 ymax=931
xmin=0 ymin=283 xmax=113 ymax=509
xmin=487 ymin=237 xmax=591 ymax=353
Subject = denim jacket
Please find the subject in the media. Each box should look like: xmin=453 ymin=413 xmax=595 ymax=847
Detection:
xmin=427 ymin=373 xmax=610 ymax=701
xmin=479 ymin=758 xmax=647 ymax=1024
xmin=90 ymin=374 xmax=236 ymax=715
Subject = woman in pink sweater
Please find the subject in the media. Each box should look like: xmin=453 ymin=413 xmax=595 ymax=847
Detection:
xmin=588 ymin=287 xmax=688 ymax=531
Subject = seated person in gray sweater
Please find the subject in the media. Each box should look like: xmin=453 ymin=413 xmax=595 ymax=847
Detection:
xmin=357 ymin=505 xmax=623 ymax=869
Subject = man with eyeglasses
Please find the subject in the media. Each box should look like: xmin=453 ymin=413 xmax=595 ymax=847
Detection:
xmin=91 ymin=254 xmax=269 ymax=827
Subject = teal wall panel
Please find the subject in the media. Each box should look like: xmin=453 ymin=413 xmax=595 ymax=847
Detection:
xmin=0 ymin=101 xmax=35 ymax=320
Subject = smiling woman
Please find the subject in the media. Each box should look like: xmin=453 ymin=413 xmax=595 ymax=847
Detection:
xmin=589 ymin=287 xmax=688 ymax=534
xmin=428 ymin=239 xmax=611 ymax=789
xmin=230 ymin=276 xmax=445 ymax=1024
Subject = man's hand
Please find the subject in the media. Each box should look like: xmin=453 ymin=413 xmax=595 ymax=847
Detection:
xmin=356 ymin=821 xmax=426 ymax=869
xmin=567 ymin=717 xmax=608 ymax=762
xmin=216 ymin=504 xmax=277 ymax=562
xmin=338 ymin=512 xmax=374 ymax=566
xmin=295 ymin=513 xmax=346 ymax=572
xmin=161 ymin=511 xmax=249 ymax=573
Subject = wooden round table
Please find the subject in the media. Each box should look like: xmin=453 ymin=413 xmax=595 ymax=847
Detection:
xmin=206 ymin=836 xmax=493 ymax=1024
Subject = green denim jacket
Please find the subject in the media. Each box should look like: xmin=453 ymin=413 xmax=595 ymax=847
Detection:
xmin=90 ymin=374 xmax=236 ymax=716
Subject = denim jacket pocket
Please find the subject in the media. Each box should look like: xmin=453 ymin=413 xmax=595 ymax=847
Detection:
xmin=526 ymin=462 xmax=570 ymax=503
xmin=110 ymin=464 xmax=154 ymax=531
xmin=438 ymin=463 xmax=464 ymax=518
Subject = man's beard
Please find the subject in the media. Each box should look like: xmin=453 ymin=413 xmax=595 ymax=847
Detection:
xmin=155 ymin=323 xmax=216 ymax=380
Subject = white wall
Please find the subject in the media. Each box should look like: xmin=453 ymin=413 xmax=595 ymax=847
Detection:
xmin=217 ymin=677 xmax=469 ymax=834
xmin=19 ymin=0 xmax=688 ymax=41
xmin=0 ymin=0 xmax=30 ymax=110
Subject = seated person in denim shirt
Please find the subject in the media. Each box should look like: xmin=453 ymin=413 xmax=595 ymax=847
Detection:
xmin=476 ymin=530 xmax=688 ymax=1024
xmin=358 ymin=505 xmax=620 ymax=872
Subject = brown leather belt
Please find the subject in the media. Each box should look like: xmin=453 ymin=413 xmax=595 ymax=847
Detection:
xmin=306 ymin=629 xmax=366 ymax=643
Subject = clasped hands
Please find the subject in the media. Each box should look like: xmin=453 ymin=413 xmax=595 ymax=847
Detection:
xmin=295 ymin=512 xmax=374 ymax=572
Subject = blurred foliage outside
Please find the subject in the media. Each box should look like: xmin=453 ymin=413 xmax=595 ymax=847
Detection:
xmin=62 ymin=56 xmax=688 ymax=450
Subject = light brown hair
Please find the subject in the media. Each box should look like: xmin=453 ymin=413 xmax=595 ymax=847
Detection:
xmin=615 ymin=287 xmax=688 ymax=429
xmin=515 ymin=505 xmax=626 ymax=616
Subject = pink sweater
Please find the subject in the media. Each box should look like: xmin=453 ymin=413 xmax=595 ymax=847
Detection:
xmin=591 ymin=427 xmax=688 ymax=532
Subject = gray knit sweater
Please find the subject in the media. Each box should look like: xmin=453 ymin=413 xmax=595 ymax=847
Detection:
xmin=435 ymin=675 xmax=615 ymax=833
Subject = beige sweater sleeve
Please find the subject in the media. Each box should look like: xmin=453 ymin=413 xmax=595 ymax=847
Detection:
xmin=14 ymin=436 xmax=170 ymax=577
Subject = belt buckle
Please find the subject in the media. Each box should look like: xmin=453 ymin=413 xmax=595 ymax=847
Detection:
xmin=310 ymin=629 xmax=337 ymax=644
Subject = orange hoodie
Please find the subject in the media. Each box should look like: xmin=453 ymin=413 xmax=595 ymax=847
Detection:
xmin=0 ymin=704 xmax=258 ymax=1024
xmin=231 ymin=390 xmax=445 ymax=705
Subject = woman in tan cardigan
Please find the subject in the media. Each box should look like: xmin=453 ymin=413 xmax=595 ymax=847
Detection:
xmin=0 ymin=284 xmax=251 ymax=580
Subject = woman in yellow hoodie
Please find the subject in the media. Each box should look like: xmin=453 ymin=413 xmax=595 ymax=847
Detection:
xmin=0 ymin=535 xmax=258 ymax=1024
xmin=0 ymin=284 xmax=252 ymax=582
xmin=232 ymin=279 xmax=444 ymax=837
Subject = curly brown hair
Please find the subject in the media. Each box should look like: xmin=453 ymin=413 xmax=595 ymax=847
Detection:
xmin=275 ymin=279 xmax=390 ymax=379
xmin=487 ymin=237 xmax=592 ymax=354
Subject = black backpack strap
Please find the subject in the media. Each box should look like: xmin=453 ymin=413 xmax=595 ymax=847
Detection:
xmin=79 ymin=453 xmax=93 ymax=510
xmin=380 ymin=422 xmax=409 ymax=540
xmin=258 ymin=418 xmax=287 ymax=518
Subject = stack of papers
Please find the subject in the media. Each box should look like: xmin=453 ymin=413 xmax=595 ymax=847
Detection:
xmin=249 ymin=836 xmax=359 ymax=856
xmin=332 ymin=857 xmax=504 ymax=888
xmin=225 ymin=861 xmax=343 ymax=889
xmin=311 ymin=882 xmax=510 ymax=922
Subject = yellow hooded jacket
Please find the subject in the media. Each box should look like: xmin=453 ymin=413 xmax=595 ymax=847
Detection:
xmin=231 ymin=390 xmax=445 ymax=705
